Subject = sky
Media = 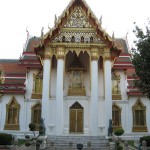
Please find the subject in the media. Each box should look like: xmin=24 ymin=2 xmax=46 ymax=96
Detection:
xmin=0 ymin=0 xmax=149 ymax=59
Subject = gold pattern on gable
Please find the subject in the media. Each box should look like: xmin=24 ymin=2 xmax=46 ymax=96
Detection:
xmin=51 ymin=7 xmax=104 ymax=44
xmin=64 ymin=7 xmax=92 ymax=28
xmin=52 ymin=31 xmax=103 ymax=44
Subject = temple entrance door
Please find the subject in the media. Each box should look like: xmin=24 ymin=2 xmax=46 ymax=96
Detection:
xmin=69 ymin=102 xmax=83 ymax=133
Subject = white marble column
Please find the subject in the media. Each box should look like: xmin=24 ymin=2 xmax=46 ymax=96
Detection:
xmin=125 ymin=101 xmax=129 ymax=133
xmin=104 ymin=50 xmax=112 ymax=134
xmin=55 ymin=47 xmax=65 ymax=135
xmin=42 ymin=50 xmax=52 ymax=134
xmin=90 ymin=48 xmax=99 ymax=135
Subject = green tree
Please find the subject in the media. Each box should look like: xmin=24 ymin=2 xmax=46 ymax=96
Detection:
xmin=132 ymin=21 xmax=150 ymax=99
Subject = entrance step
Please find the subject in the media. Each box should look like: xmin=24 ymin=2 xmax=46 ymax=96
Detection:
xmin=46 ymin=136 xmax=109 ymax=150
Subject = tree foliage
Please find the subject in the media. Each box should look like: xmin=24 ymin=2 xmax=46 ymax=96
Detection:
xmin=132 ymin=20 xmax=150 ymax=99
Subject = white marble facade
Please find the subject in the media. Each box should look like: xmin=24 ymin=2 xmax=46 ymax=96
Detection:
xmin=0 ymin=52 xmax=150 ymax=137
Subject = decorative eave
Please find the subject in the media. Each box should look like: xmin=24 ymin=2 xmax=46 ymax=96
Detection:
xmin=35 ymin=0 xmax=121 ymax=59
xmin=113 ymin=62 xmax=133 ymax=70
xmin=1 ymin=89 xmax=26 ymax=94
xmin=127 ymin=91 xmax=143 ymax=96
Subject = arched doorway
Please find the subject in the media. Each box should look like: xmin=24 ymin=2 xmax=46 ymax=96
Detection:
xmin=69 ymin=102 xmax=83 ymax=133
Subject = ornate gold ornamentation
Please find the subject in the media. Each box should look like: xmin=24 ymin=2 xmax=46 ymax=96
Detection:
xmin=112 ymin=94 xmax=122 ymax=100
xmin=31 ymin=93 xmax=42 ymax=99
xmin=132 ymin=126 xmax=147 ymax=132
xmin=112 ymin=70 xmax=122 ymax=100
xmin=132 ymin=98 xmax=147 ymax=132
xmin=70 ymin=102 xmax=83 ymax=133
xmin=32 ymin=71 xmax=43 ymax=99
xmin=0 ymin=65 xmax=5 ymax=84
xmin=64 ymin=7 xmax=92 ymax=28
xmin=104 ymin=49 xmax=111 ymax=60
xmin=68 ymin=56 xmax=86 ymax=96
xmin=52 ymin=30 xmax=103 ymax=43
xmin=56 ymin=47 xmax=65 ymax=59
xmin=44 ymin=47 xmax=53 ymax=59
xmin=91 ymin=47 xmax=99 ymax=60
xmin=68 ymin=87 xmax=86 ymax=96
xmin=37 ymin=55 xmax=44 ymax=66
xmin=31 ymin=102 xmax=41 ymax=130
xmin=4 ymin=96 xmax=20 ymax=130
xmin=112 ymin=103 xmax=122 ymax=128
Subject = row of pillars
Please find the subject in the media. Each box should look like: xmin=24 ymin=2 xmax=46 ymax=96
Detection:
xmin=41 ymin=49 xmax=112 ymax=135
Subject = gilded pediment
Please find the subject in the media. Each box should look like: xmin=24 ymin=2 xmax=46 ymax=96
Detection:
xmin=52 ymin=30 xmax=104 ymax=44
xmin=35 ymin=0 xmax=121 ymax=61
xmin=63 ymin=7 xmax=92 ymax=28
xmin=52 ymin=7 xmax=104 ymax=44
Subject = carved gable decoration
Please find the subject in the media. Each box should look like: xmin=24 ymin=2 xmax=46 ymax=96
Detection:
xmin=52 ymin=31 xmax=103 ymax=43
xmin=64 ymin=7 xmax=92 ymax=28
xmin=52 ymin=7 xmax=104 ymax=44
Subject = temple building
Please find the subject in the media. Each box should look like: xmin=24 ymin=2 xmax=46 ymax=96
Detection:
xmin=0 ymin=0 xmax=149 ymax=138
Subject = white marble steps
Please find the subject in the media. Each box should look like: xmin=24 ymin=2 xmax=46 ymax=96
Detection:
xmin=45 ymin=136 xmax=109 ymax=150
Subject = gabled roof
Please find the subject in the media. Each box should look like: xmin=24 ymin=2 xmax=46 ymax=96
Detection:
xmin=37 ymin=0 xmax=120 ymax=52
xmin=19 ymin=36 xmax=42 ymax=68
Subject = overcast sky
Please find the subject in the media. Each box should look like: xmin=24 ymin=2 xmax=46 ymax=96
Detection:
xmin=0 ymin=0 xmax=149 ymax=59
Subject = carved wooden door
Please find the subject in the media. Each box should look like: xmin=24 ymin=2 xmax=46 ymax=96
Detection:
xmin=70 ymin=109 xmax=83 ymax=133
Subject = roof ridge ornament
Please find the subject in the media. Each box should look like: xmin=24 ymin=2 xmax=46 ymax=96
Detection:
xmin=41 ymin=27 xmax=44 ymax=38
xmin=112 ymin=31 xmax=115 ymax=41
xmin=23 ymin=27 xmax=31 ymax=52
xmin=99 ymin=15 xmax=102 ymax=26
xmin=54 ymin=14 xmax=58 ymax=27
xmin=26 ymin=27 xmax=29 ymax=37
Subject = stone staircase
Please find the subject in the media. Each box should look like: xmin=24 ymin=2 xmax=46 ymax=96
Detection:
xmin=45 ymin=136 xmax=110 ymax=150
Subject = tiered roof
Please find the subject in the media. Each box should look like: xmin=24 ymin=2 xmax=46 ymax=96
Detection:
xmin=0 ymin=36 xmax=42 ymax=94
xmin=0 ymin=59 xmax=26 ymax=94
xmin=0 ymin=0 xmax=141 ymax=97
xmin=19 ymin=36 xmax=42 ymax=68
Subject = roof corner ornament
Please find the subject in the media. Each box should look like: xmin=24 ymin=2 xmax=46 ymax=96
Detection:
xmin=112 ymin=31 xmax=115 ymax=41
xmin=41 ymin=27 xmax=44 ymax=38
xmin=48 ymin=23 xmax=51 ymax=30
xmin=54 ymin=14 xmax=58 ymax=27
xmin=99 ymin=15 xmax=102 ymax=26
xmin=26 ymin=26 xmax=29 ymax=38
xmin=48 ymin=23 xmax=52 ymax=36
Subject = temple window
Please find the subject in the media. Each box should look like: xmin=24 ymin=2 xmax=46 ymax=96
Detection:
xmin=90 ymin=36 xmax=93 ymax=43
xmin=31 ymin=103 xmax=41 ymax=130
xmin=71 ymin=36 xmax=75 ymax=43
xmin=4 ymin=96 xmax=20 ymax=130
xmin=62 ymin=36 xmax=66 ymax=42
xmin=31 ymin=71 xmax=43 ymax=99
xmin=132 ymin=98 xmax=147 ymax=132
xmin=112 ymin=71 xmax=122 ymax=100
xmin=112 ymin=103 xmax=122 ymax=130
xmin=68 ymin=55 xmax=86 ymax=96
xmin=81 ymin=36 xmax=84 ymax=43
